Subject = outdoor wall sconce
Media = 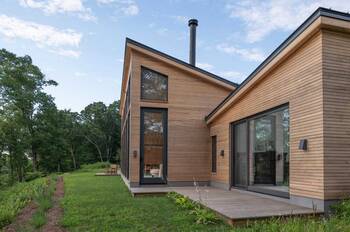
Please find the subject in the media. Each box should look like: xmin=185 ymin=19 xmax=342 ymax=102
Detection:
xmin=277 ymin=154 xmax=282 ymax=161
xmin=133 ymin=150 xmax=138 ymax=158
xmin=299 ymin=139 xmax=308 ymax=151
xmin=220 ymin=150 xmax=225 ymax=157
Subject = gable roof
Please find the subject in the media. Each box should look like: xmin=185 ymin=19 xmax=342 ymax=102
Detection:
xmin=125 ymin=38 xmax=239 ymax=88
xmin=120 ymin=38 xmax=239 ymax=115
xmin=205 ymin=7 xmax=350 ymax=123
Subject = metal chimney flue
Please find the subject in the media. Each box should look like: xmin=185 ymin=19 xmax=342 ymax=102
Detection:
xmin=188 ymin=19 xmax=198 ymax=66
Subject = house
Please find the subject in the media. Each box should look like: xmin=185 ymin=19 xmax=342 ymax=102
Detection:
xmin=119 ymin=8 xmax=350 ymax=213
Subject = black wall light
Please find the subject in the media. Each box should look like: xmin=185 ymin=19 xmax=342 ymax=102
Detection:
xmin=220 ymin=150 xmax=225 ymax=157
xmin=133 ymin=150 xmax=138 ymax=158
xmin=299 ymin=139 xmax=308 ymax=151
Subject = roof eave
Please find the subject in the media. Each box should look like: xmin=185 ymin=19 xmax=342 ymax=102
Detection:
xmin=125 ymin=38 xmax=239 ymax=88
xmin=205 ymin=7 xmax=350 ymax=124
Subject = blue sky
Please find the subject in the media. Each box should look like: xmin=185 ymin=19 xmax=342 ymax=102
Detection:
xmin=1 ymin=0 xmax=349 ymax=112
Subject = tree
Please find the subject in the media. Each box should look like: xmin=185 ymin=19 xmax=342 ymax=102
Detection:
xmin=0 ymin=49 xmax=57 ymax=171
xmin=60 ymin=110 xmax=83 ymax=170
xmin=105 ymin=101 xmax=121 ymax=163
xmin=0 ymin=49 xmax=122 ymax=186
xmin=0 ymin=105 xmax=30 ymax=182
xmin=80 ymin=101 xmax=120 ymax=163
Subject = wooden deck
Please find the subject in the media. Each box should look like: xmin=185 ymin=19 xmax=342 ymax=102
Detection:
xmin=130 ymin=186 xmax=171 ymax=197
xmin=174 ymin=187 xmax=322 ymax=224
xmin=128 ymin=185 xmax=322 ymax=224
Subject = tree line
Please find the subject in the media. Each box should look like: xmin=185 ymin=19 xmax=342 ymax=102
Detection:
xmin=0 ymin=49 xmax=121 ymax=185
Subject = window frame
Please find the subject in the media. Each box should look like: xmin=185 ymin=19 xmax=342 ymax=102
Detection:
xmin=140 ymin=66 xmax=168 ymax=102
xmin=211 ymin=135 xmax=217 ymax=173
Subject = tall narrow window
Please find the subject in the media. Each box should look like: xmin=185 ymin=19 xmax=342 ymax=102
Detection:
xmin=211 ymin=136 xmax=217 ymax=173
xmin=141 ymin=67 xmax=168 ymax=101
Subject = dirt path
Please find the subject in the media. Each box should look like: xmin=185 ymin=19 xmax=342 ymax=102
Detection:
xmin=3 ymin=202 xmax=38 ymax=232
xmin=41 ymin=176 xmax=67 ymax=232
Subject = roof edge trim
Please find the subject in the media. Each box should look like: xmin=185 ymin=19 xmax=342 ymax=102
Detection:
xmin=125 ymin=38 xmax=239 ymax=88
xmin=205 ymin=7 xmax=350 ymax=123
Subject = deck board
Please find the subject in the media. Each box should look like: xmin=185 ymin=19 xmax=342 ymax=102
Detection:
xmin=129 ymin=185 xmax=322 ymax=224
xmin=173 ymin=187 xmax=322 ymax=223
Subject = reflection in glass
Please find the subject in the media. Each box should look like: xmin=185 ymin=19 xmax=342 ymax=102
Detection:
xmin=249 ymin=108 xmax=290 ymax=188
xmin=143 ymin=111 xmax=164 ymax=178
xmin=141 ymin=68 xmax=168 ymax=101
xmin=234 ymin=122 xmax=248 ymax=186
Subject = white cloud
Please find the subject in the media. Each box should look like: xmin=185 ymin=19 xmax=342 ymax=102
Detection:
xmin=74 ymin=71 xmax=87 ymax=77
xmin=216 ymin=43 xmax=265 ymax=62
xmin=0 ymin=15 xmax=82 ymax=58
xmin=97 ymin=0 xmax=139 ymax=16
xmin=226 ymin=0 xmax=350 ymax=43
xmin=172 ymin=15 xmax=189 ymax=23
xmin=19 ymin=0 xmax=97 ymax=21
xmin=148 ymin=22 xmax=155 ymax=28
xmin=197 ymin=62 xmax=213 ymax=70
xmin=50 ymin=49 xmax=81 ymax=58
xmin=156 ymin=28 xmax=168 ymax=36
xmin=122 ymin=4 xmax=139 ymax=16
xmin=219 ymin=70 xmax=245 ymax=83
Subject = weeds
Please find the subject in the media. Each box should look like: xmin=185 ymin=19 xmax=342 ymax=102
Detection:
xmin=78 ymin=162 xmax=110 ymax=172
xmin=167 ymin=192 xmax=219 ymax=225
xmin=30 ymin=174 xmax=57 ymax=229
xmin=31 ymin=211 xmax=46 ymax=228
xmin=0 ymin=177 xmax=48 ymax=228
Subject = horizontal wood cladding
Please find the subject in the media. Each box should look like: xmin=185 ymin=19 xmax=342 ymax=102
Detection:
xmin=129 ymin=50 xmax=232 ymax=183
xmin=209 ymin=31 xmax=325 ymax=199
xmin=323 ymin=30 xmax=350 ymax=200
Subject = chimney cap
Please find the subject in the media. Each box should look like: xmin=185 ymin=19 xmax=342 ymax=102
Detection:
xmin=188 ymin=19 xmax=198 ymax=26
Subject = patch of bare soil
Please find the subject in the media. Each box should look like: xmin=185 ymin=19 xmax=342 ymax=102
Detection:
xmin=3 ymin=202 xmax=38 ymax=232
xmin=41 ymin=176 xmax=66 ymax=232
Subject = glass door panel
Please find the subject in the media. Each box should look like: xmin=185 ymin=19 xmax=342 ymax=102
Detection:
xmin=251 ymin=116 xmax=276 ymax=184
xmin=140 ymin=108 xmax=167 ymax=184
xmin=248 ymin=107 xmax=290 ymax=197
xmin=234 ymin=121 xmax=248 ymax=187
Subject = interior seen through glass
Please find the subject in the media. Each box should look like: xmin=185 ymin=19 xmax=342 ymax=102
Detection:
xmin=143 ymin=111 xmax=164 ymax=178
xmin=234 ymin=107 xmax=290 ymax=194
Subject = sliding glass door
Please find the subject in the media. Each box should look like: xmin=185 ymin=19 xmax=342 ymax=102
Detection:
xmin=233 ymin=121 xmax=248 ymax=187
xmin=250 ymin=116 xmax=276 ymax=185
xmin=140 ymin=108 xmax=167 ymax=184
xmin=232 ymin=106 xmax=289 ymax=197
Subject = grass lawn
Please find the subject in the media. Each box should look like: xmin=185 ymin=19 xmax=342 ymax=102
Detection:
xmin=61 ymin=171 xmax=230 ymax=232
xmin=61 ymin=170 xmax=350 ymax=232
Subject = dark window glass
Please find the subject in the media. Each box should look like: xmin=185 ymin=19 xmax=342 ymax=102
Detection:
xmin=211 ymin=136 xmax=217 ymax=173
xmin=234 ymin=122 xmax=248 ymax=186
xmin=143 ymin=111 xmax=165 ymax=179
xmin=141 ymin=67 xmax=168 ymax=101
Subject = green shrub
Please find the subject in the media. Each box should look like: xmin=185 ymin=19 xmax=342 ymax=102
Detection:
xmin=0 ymin=174 xmax=13 ymax=188
xmin=31 ymin=211 xmax=46 ymax=228
xmin=168 ymin=192 xmax=197 ymax=210
xmin=0 ymin=177 xmax=48 ymax=228
xmin=332 ymin=199 xmax=350 ymax=218
xmin=37 ymin=196 xmax=53 ymax=212
xmin=190 ymin=205 xmax=219 ymax=225
xmin=79 ymin=162 xmax=110 ymax=171
xmin=167 ymin=192 xmax=218 ymax=225
xmin=24 ymin=171 xmax=45 ymax=182
xmin=28 ymin=175 xmax=57 ymax=230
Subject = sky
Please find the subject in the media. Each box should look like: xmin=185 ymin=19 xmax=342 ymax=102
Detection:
xmin=1 ymin=0 xmax=350 ymax=112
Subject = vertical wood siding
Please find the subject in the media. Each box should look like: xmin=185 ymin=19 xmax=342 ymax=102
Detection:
xmin=209 ymin=31 xmax=325 ymax=200
xmin=129 ymin=51 xmax=232 ymax=183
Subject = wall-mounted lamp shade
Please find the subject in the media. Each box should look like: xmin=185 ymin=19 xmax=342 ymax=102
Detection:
xmin=299 ymin=139 xmax=308 ymax=151
xmin=220 ymin=150 xmax=224 ymax=157
xmin=133 ymin=150 xmax=138 ymax=158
